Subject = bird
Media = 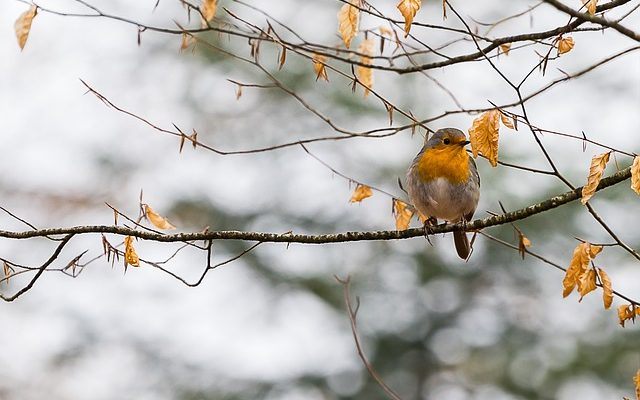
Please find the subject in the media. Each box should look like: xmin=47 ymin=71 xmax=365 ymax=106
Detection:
xmin=406 ymin=128 xmax=480 ymax=259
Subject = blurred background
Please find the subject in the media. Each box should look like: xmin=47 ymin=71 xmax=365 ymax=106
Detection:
xmin=1 ymin=0 xmax=639 ymax=399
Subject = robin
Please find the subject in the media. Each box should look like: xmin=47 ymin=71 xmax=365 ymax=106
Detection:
xmin=406 ymin=128 xmax=480 ymax=259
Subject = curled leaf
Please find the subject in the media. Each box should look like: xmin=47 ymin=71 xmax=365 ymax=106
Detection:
xmin=144 ymin=204 xmax=176 ymax=230
xmin=14 ymin=5 xmax=37 ymax=50
xmin=180 ymin=33 xmax=194 ymax=50
xmin=581 ymin=0 xmax=598 ymax=15
xmin=577 ymin=268 xmax=597 ymax=300
xmin=581 ymin=152 xmax=611 ymax=204
xmin=597 ymin=268 xmax=613 ymax=309
xmin=631 ymin=156 xmax=640 ymax=195
xmin=337 ymin=0 xmax=360 ymax=48
xmin=200 ymin=0 xmax=217 ymax=26
xmin=562 ymin=242 xmax=593 ymax=297
xmin=397 ymin=0 xmax=421 ymax=37
xmin=500 ymin=112 xmax=515 ymax=130
xmin=618 ymin=304 xmax=635 ymax=327
xmin=312 ymin=54 xmax=329 ymax=81
xmin=518 ymin=232 xmax=532 ymax=259
xmin=468 ymin=110 xmax=500 ymax=167
xmin=392 ymin=199 xmax=414 ymax=231
xmin=356 ymin=39 xmax=375 ymax=97
xmin=557 ymin=36 xmax=575 ymax=55
xmin=589 ymin=244 xmax=603 ymax=258
xmin=350 ymin=184 xmax=373 ymax=203
xmin=124 ymin=236 xmax=140 ymax=267
xmin=499 ymin=43 xmax=512 ymax=55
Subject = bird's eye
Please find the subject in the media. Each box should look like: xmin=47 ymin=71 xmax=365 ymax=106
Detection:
xmin=443 ymin=138 xmax=451 ymax=145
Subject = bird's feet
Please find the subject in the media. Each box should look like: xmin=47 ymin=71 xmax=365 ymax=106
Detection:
xmin=422 ymin=217 xmax=438 ymax=246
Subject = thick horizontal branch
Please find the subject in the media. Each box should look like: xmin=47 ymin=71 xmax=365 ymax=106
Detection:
xmin=0 ymin=167 xmax=632 ymax=244
xmin=397 ymin=0 xmax=633 ymax=73
xmin=543 ymin=0 xmax=639 ymax=42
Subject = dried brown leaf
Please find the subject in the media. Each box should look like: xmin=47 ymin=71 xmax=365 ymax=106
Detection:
xmin=562 ymin=242 xmax=591 ymax=297
xmin=200 ymin=0 xmax=217 ymax=26
xmin=124 ymin=236 xmax=140 ymax=267
xmin=499 ymin=43 xmax=512 ymax=55
xmin=582 ymin=0 xmax=598 ymax=15
xmin=468 ymin=109 xmax=500 ymax=167
xmin=631 ymin=156 xmax=640 ymax=195
xmin=393 ymin=199 xmax=414 ymax=231
xmin=597 ymin=268 xmax=613 ymax=309
xmin=312 ymin=54 xmax=329 ymax=81
xmin=518 ymin=233 xmax=532 ymax=259
xmin=278 ymin=45 xmax=287 ymax=70
xmin=357 ymin=38 xmax=375 ymax=97
xmin=350 ymin=184 xmax=373 ymax=203
xmin=589 ymin=244 xmax=603 ymax=258
xmin=145 ymin=204 xmax=176 ymax=230
xmin=397 ymin=0 xmax=421 ymax=37
xmin=577 ymin=268 xmax=597 ymax=300
xmin=14 ymin=5 xmax=37 ymax=51
xmin=180 ymin=33 xmax=194 ymax=50
xmin=500 ymin=112 xmax=515 ymax=130
xmin=581 ymin=152 xmax=610 ymax=204
xmin=557 ymin=36 xmax=575 ymax=55
xmin=337 ymin=0 xmax=360 ymax=48
xmin=618 ymin=304 xmax=635 ymax=327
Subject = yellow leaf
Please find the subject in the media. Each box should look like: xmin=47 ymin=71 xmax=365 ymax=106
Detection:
xmin=468 ymin=110 xmax=500 ymax=167
xmin=581 ymin=0 xmax=598 ymax=15
xmin=581 ymin=152 xmax=611 ymax=204
xmin=597 ymin=268 xmax=613 ymax=310
xmin=618 ymin=304 xmax=635 ymax=327
xmin=312 ymin=54 xmax=329 ymax=81
xmin=500 ymin=112 xmax=515 ymax=130
xmin=631 ymin=156 xmax=640 ymax=195
xmin=562 ymin=242 xmax=591 ymax=297
xmin=356 ymin=39 xmax=375 ymax=97
xmin=397 ymin=0 xmax=421 ymax=37
xmin=518 ymin=233 xmax=531 ymax=259
xmin=180 ymin=33 xmax=194 ymax=50
xmin=633 ymin=369 xmax=640 ymax=400
xmin=14 ymin=5 xmax=37 ymax=51
xmin=589 ymin=244 xmax=603 ymax=258
xmin=337 ymin=0 xmax=360 ymax=48
xmin=124 ymin=236 xmax=140 ymax=267
xmin=350 ymin=184 xmax=373 ymax=203
xmin=577 ymin=268 xmax=597 ymax=300
xmin=393 ymin=199 xmax=414 ymax=231
xmin=499 ymin=43 xmax=512 ymax=55
xmin=557 ymin=36 xmax=575 ymax=55
xmin=145 ymin=204 xmax=176 ymax=230
xmin=200 ymin=0 xmax=217 ymax=26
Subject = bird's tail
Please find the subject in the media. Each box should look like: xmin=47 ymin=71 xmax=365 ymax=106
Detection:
xmin=453 ymin=231 xmax=470 ymax=260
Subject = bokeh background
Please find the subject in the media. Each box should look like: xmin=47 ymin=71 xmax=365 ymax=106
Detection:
xmin=1 ymin=0 xmax=639 ymax=399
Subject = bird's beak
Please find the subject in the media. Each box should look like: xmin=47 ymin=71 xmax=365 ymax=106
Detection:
xmin=460 ymin=140 xmax=471 ymax=146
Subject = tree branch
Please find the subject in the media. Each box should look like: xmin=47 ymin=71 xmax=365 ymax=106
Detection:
xmin=0 ymin=166 xmax=632 ymax=244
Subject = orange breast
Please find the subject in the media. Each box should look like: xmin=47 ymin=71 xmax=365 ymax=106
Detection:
xmin=416 ymin=146 xmax=470 ymax=184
